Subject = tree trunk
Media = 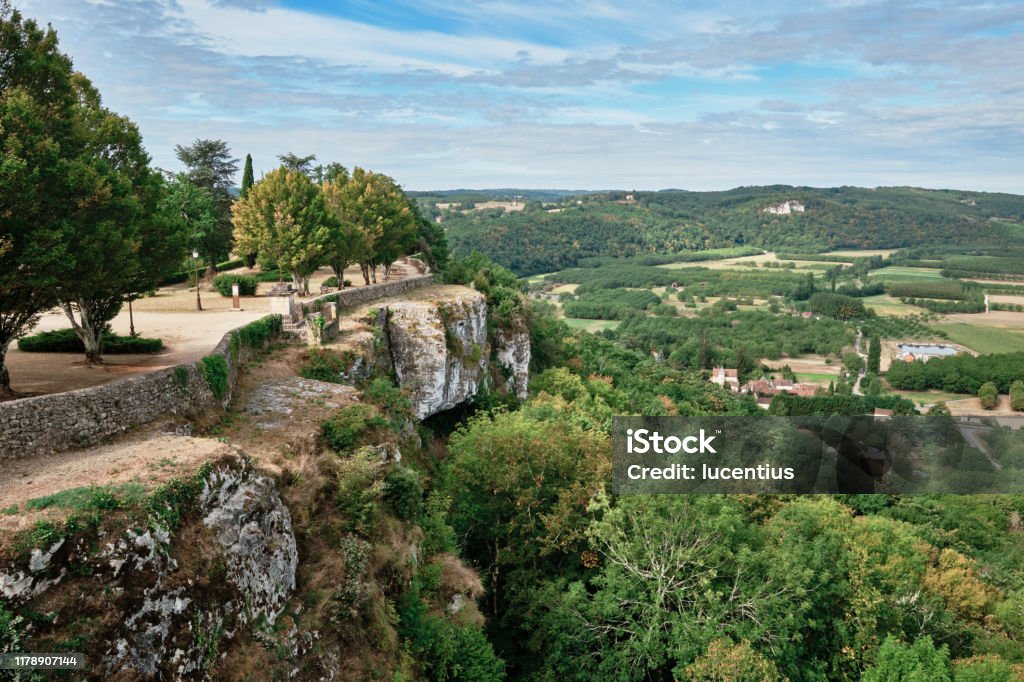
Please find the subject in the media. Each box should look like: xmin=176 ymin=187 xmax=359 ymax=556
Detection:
xmin=370 ymin=265 xmax=377 ymax=284
xmin=291 ymin=272 xmax=303 ymax=293
xmin=301 ymin=276 xmax=311 ymax=297
xmin=360 ymin=263 xmax=370 ymax=286
xmin=383 ymin=262 xmax=393 ymax=282
xmin=81 ymin=326 xmax=104 ymax=364
xmin=0 ymin=340 xmax=12 ymax=398
xmin=245 ymin=252 xmax=257 ymax=268
xmin=205 ymin=262 xmax=217 ymax=281
xmin=61 ymin=300 xmax=113 ymax=365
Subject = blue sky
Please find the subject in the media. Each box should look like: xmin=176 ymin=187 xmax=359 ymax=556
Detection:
xmin=18 ymin=0 xmax=1024 ymax=191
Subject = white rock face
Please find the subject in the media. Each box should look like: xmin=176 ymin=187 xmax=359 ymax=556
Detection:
xmin=385 ymin=293 xmax=490 ymax=419
xmin=762 ymin=200 xmax=806 ymax=215
xmin=0 ymin=456 xmax=299 ymax=679
xmin=494 ymin=324 xmax=531 ymax=399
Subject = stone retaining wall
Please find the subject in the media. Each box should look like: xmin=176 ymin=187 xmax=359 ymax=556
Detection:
xmin=308 ymin=274 xmax=435 ymax=311
xmin=0 ymin=315 xmax=282 ymax=461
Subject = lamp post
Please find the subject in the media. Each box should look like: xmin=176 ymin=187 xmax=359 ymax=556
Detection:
xmin=193 ymin=250 xmax=203 ymax=311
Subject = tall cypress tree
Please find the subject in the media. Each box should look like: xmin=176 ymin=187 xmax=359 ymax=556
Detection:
xmin=240 ymin=153 xmax=254 ymax=198
xmin=240 ymin=153 xmax=256 ymax=265
xmin=867 ymin=335 xmax=881 ymax=374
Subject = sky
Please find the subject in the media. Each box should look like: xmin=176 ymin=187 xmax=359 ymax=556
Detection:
xmin=16 ymin=0 xmax=1024 ymax=192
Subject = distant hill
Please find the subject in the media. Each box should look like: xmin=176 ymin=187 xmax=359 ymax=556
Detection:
xmin=435 ymin=185 xmax=1024 ymax=275
xmin=410 ymin=188 xmax=595 ymax=204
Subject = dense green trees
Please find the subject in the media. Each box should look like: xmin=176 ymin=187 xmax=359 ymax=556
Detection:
xmin=887 ymin=352 xmax=1024 ymax=393
xmin=443 ymin=187 xmax=1024 ymax=275
xmin=807 ymin=292 xmax=869 ymax=320
xmin=616 ymin=310 xmax=853 ymax=369
xmin=562 ymin=288 xmax=662 ymax=320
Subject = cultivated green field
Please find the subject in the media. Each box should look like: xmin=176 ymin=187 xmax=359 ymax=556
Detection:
xmin=793 ymin=371 xmax=839 ymax=385
xmin=562 ymin=318 xmax=620 ymax=332
xmin=861 ymin=294 xmax=928 ymax=317
xmin=936 ymin=323 xmax=1024 ymax=355
xmin=867 ymin=266 xmax=945 ymax=281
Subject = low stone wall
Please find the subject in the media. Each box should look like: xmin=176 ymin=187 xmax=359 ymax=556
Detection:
xmin=309 ymin=274 xmax=435 ymax=311
xmin=0 ymin=315 xmax=282 ymax=461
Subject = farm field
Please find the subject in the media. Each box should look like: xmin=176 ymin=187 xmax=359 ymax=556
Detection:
xmin=936 ymin=322 xmax=1024 ymax=355
xmin=658 ymin=252 xmax=774 ymax=269
xmin=562 ymin=318 xmax=620 ymax=332
xmin=989 ymin=294 xmax=1024 ymax=306
xmin=861 ymin=294 xmax=927 ymax=317
xmin=867 ymin=266 xmax=945 ymax=281
xmin=792 ymin=371 xmax=839 ymax=387
xmin=824 ymin=249 xmax=898 ymax=257
xmin=889 ymin=389 xmax=972 ymax=407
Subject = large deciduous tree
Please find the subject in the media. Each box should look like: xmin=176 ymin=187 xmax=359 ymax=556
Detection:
xmin=174 ymin=138 xmax=237 ymax=275
xmin=231 ymin=167 xmax=330 ymax=295
xmin=321 ymin=173 xmax=367 ymax=288
xmin=1 ymin=3 xmax=163 ymax=385
xmin=336 ymin=167 xmax=417 ymax=284
xmin=1 ymin=2 xmax=74 ymax=394
xmin=57 ymin=76 xmax=176 ymax=364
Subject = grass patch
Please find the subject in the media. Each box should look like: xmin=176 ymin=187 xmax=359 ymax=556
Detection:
xmin=936 ymin=323 xmax=1024 ymax=355
xmin=25 ymin=483 xmax=147 ymax=513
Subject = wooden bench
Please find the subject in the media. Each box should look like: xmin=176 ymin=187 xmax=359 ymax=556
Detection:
xmin=320 ymin=285 xmax=334 ymax=295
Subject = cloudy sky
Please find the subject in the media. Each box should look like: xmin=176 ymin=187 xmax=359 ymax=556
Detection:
xmin=18 ymin=0 xmax=1024 ymax=191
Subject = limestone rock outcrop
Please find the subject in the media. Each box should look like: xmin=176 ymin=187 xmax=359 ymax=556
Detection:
xmin=357 ymin=287 xmax=531 ymax=418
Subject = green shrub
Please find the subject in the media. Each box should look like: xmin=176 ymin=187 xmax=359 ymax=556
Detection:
xmin=321 ymin=404 xmax=389 ymax=452
xmin=398 ymin=578 xmax=505 ymax=681
xmin=363 ymin=378 xmax=414 ymax=430
xmin=321 ymin=276 xmax=352 ymax=289
xmin=235 ymin=315 xmax=282 ymax=350
xmin=200 ymin=354 xmax=229 ymax=400
xmin=18 ymin=328 xmax=163 ymax=354
xmin=384 ymin=466 xmax=423 ymax=522
xmin=1010 ymin=380 xmax=1024 ymax=412
xmin=213 ymin=274 xmax=258 ymax=296
xmin=335 ymin=450 xmax=383 ymax=535
xmin=300 ymin=348 xmax=355 ymax=383
xmin=979 ymin=381 xmax=999 ymax=410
